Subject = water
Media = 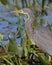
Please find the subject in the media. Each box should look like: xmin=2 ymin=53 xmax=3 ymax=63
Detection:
xmin=0 ymin=1 xmax=52 ymax=44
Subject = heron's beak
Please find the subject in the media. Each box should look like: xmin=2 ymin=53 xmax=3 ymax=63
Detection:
xmin=11 ymin=10 xmax=25 ymax=14
xmin=11 ymin=10 xmax=29 ymax=22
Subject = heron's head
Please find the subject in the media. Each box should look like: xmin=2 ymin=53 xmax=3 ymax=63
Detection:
xmin=11 ymin=8 xmax=34 ymax=23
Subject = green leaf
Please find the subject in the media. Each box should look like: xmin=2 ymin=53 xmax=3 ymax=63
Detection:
xmin=8 ymin=37 xmax=18 ymax=52
xmin=8 ymin=37 xmax=23 ymax=57
xmin=0 ymin=0 xmax=8 ymax=5
xmin=40 ymin=18 xmax=43 ymax=26
xmin=41 ymin=0 xmax=45 ymax=15
xmin=0 ymin=33 xmax=3 ymax=43
xmin=22 ymin=35 xmax=28 ymax=57
xmin=48 ymin=23 xmax=52 ymax=31
xmin=27 ymin=39 xmax=33 ymax=53
xmin=38 ymin=53 xmax=51 ymax=65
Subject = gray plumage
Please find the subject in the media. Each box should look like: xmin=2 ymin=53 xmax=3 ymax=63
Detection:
xmin=22 ymin=8 xmax=52 ymax=56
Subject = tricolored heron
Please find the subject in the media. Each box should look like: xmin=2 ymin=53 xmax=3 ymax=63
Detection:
xmin=12 ymin=8 xmax=52 ymax=56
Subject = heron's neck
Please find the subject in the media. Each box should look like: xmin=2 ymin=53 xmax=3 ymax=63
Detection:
xmin=25 ymin=21 xmax=34 ymax=41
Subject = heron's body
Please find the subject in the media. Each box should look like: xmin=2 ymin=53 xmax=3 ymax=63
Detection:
xmin=12 ymin=8 xmax=52 ymax=56
xmin=34 ymin=26 xmax=52 ymax=55
xmin=25 ymin=16 xmax=52 ymax=56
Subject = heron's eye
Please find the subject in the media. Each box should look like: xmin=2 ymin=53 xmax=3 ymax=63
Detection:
xmin=24 ymin=14 xmax=29 ymax=21
xmin=25 ymin=15 xmax=28 ymax=19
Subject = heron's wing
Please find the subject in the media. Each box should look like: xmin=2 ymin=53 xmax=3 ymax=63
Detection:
xmin=34 ymin=26 xmax=52 ymax=55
